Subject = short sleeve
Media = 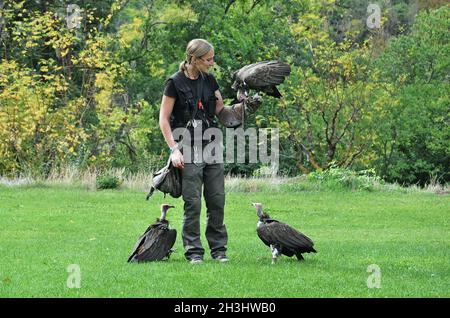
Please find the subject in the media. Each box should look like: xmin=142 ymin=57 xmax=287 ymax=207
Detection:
xmin=163 ymin=79 xmax=178 ymax=98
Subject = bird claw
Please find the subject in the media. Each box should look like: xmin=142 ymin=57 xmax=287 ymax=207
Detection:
xmin=238 ymin=94 xmax=247 ymax=102
xmin=252 ymin=93 xmax=261 ymax=100
xmin=244 ymin=94 xmax=263 ymax=114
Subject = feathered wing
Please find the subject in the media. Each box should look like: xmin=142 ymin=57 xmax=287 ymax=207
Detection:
xmin=127 ymin=223 xmax=157 ymax=262
xmin=237 ymin=61 xmax=291 ymax=89
xmin=128 ymin=223 xmax=177 ymax=262
xmin=159 ymin=229 xmax=177 ymax=258
xmin=257 ymin=221 xmax=316 ymax=257
xmin=257 ymin=225 xmax=273 ymax=248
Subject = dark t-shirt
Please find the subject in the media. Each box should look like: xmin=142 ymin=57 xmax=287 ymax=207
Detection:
xmin=163 ymin=71 xmax=219 ymax=105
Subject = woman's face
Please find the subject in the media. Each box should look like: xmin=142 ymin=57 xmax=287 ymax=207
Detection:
xmin=195 ymin=49 xmax=215 ymax=72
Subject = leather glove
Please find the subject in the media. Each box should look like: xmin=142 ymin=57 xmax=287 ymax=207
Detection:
xmin=217 ymin=94 xmax=263 ymax=128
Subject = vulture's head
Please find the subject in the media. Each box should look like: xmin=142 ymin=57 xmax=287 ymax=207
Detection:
xmin=252 ymin=202 xmax=269 ymax=220
xmin=160 ymin=204 xmax=175 ymax=220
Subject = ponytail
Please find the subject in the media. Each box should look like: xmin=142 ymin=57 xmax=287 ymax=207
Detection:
xmin=179 ymin=60 xmax=188 ymax=72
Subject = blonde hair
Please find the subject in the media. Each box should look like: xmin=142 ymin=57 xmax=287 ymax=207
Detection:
xmin=179 ymin=39 xmax=214 ymax=72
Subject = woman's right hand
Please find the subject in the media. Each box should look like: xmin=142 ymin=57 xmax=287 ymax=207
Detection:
xmin=170 ymin=149 xmax=185 ymax=169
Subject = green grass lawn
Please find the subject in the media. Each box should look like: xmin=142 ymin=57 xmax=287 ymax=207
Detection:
xmin=0 ymin=185 xmax=449 ymax=297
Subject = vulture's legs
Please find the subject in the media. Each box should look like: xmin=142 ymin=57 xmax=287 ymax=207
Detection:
xmin=270 ymin=245 xmax=279 ymax=265
xmin=162 ymin=249 xmax=174 ymax=261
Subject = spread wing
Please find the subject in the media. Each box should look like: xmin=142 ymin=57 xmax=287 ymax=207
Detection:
xmin=236 ymin=60 xmax=291 ymax=89
xmin=128 ymin=223 xmax=177 ymax=262
xmin=257 ymin=221 xmax=315 ymax=255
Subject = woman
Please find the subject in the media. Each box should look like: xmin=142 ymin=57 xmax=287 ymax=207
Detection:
xmin=159 ymin=39 xmax=261 ymax=264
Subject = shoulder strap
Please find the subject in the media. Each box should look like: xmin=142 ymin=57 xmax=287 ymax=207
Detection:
xmin=170 ymin=71 xmax=192 ymax=96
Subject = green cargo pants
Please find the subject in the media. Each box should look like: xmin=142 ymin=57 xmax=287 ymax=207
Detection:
xmin=181 ymin=162 xmax=228 ymax=260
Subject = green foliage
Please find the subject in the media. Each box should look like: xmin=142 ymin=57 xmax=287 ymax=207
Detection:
xmin=96 ymin=174 xmax=121 ymax=189
xmin=0 ymin=0 xmax=448 ymax=185
xmin=0 ymin=0 xmax=142 ymax=175
xmin=369 ymin=6 xmax=450 ymax=185
xmin=307 ymin=166 xmax=383 ymax=191
xmin=277 ymin=165 xmax=384 ymax=192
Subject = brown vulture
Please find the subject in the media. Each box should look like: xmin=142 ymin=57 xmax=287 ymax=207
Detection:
xmin=252 ymin=203 xmax=317 ymax=264
xmin=127 ymin=204 xmax=177 ymax=263
xmin=231 ymin=60 xmax=291 ymax=101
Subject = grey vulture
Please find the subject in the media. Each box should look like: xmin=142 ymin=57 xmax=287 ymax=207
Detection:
xmin=128 ymin=204 xmax=177 ymax=263
xmin=231 ymin=60 xmax=291 ymax=101
xmin=252 ymin=203 xmax=317 ymax=264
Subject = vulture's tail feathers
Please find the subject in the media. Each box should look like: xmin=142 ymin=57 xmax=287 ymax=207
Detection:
xmin=146 ymin=187 xmax=155 ymax=200
xmin=265 ymin=86 xmax=282 ymax=98
xmin=127 ymin=254 xmax=137 ymax=263
xmin=270 ymin=61 xmax=291 ymax=77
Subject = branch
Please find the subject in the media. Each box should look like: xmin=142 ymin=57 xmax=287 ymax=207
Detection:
xmin=426 ymin=60 xmax=435 ymax=84
xmin=321 ymin=108 xmax=330 ymax=144
xmin=335 ymin=103 xmax=358 ymax=144
xmin=224 ymin=0 xmax=236 ymax=16
xmin=118 ymin=138 xmax=137 ymax=158
xmin=283 ymin=109 xmax=316 ymax=173
xmin=330 ymin=79 xmax=344 ymax=144
xmin=246 ymin=0 xmax=262 ymax=14
xmin=344 ymin=145 xmax=364 ymax=168
xmin=299 ymin=142 xmax=321 ymax=170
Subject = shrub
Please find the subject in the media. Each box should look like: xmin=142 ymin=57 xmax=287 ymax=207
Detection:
xmin=307 ymin=166 xmax=383 ymax=191
xmin=96 ymin=175 xmax=122 ymax=190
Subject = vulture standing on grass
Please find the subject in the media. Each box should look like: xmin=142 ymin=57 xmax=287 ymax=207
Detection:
xmin=231 ymin=60 xmax=291 ymax=101
xmin=252 ymin=203 xmax=317 ymax=264
xmin=127 ymin=204 xmax=177 ymax=263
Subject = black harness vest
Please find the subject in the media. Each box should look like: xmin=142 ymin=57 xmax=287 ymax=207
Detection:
xmin=168 ymin=71 xmax=218 ymax=130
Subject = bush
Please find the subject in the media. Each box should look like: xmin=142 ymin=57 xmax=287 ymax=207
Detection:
xmin=307 ymin=166 xmax=383 ymax=191
xmin=96 ymin=175 xmax=122 ymax=190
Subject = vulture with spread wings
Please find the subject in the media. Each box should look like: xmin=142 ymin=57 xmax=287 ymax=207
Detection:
xmin=231 ymin=60 xmax=291 ymax=101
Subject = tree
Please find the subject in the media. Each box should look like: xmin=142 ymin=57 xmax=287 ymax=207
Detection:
xmin=370 ymin=6 xmax=449 ymax=185
xmin=256 ymin=0 xmax=378 ymax=174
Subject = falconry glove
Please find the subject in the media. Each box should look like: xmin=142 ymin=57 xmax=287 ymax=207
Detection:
xmin=244 ymin=93 xmax=263 ymax=113
xmin=217 ymin=94 xmax=263 ymax=128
